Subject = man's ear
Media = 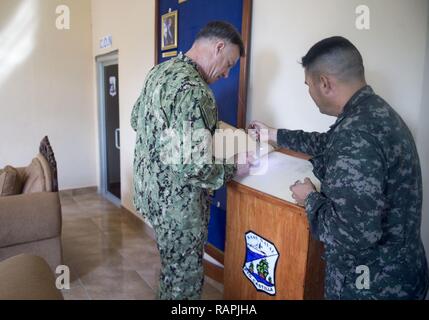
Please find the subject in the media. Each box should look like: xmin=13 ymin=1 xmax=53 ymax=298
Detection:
xmin=215 ymin=41 xmax=226 ymax=56
xmin=319 ymin=75 xmax=332 ymax=94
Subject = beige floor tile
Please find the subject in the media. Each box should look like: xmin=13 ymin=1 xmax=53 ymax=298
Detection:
xmin=61 ymin=280 xmax=91 ymax=300
xmin=205 ymin=276 xmax=224 ymax=293
xmin=59 ymin=196 xmax=77 ymax=207
xmin=136 ymin=267 xmax=161 ymax=292
xmin=61 ymin=203 xmax=84 ymax=215
xmin=117 ymin=237 xmax=159 ymax=256
xmin=123 ymin=254 xmax=161 ymax=278
xmin=80 ymin=268 xmax=155 ymax=300
xmin=63 ymin=211 xmax=116 ymax=221
xmin=69 ymin=251 xmax=133 ymax=278
xmin=75 ymin=196 xmax=119 ymax=210
xmin=70 ymin=187 xmax=98 ymax=196
xmin=85 ymin=288 xmax=156 ymax=300
xmin=99 ymin=232 xmax=154 ymax=253
xmin=63 ymin=243 xmax=119 ymax=268
xmin=202 ymin=277 xmax=224 ymax=300
xmin=62 ymin=218 xmax=103 ymax=240
xmin=91 ymin=215 xmax=144 ymax=236
xmin=57 ymin=189 xmax=223 ymax=300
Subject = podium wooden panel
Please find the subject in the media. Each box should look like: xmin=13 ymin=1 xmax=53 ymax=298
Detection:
xmin=224 ymin=180 xmax=325 ymax=300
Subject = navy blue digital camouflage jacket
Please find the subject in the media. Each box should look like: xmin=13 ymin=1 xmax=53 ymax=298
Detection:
xmin=278 ymin=86 xmax=429 ymax=300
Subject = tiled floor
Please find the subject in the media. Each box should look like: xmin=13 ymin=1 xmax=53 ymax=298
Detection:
xmin=60 ymin=188 xmax=223 ymax=300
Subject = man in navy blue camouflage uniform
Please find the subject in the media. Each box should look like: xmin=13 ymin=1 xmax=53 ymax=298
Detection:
xmin=251 ymin=36 xmax=429 ymax=299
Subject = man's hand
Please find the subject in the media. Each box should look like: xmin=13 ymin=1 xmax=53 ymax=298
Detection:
xmin=235 ymin=152 xmax=256 ymax=177
xmin=248 ymin=121 xmax=278 ymax=145
xmin=290 ymin=178 xmax=316 ymax=207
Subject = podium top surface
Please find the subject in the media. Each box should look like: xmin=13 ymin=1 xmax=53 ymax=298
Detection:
xmin=233 ymin=151 xmax=321 ymax=204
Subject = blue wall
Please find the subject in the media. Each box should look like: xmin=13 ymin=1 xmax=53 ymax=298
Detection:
xmin=158 ymin=0 xmax=244 ymax=251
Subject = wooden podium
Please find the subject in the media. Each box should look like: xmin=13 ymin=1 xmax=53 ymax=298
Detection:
xmin=223 ymin=151 xmax=325 ymax=300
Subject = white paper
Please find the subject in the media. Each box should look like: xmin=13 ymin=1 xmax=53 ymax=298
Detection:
xmin=234 ymin=151 xmax=320 ymax=204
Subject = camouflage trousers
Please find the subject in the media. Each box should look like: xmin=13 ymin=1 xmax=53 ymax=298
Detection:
xmin=150 ymin=200 xmax=210 ymax=300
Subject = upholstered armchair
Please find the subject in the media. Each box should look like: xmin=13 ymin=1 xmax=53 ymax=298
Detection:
xmin=0 ymin=137 xmax=62 ymax=271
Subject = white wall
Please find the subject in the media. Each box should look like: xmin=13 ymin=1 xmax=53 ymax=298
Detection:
xmin=0 ymin=0 xmax=96 ymax=190
xmin=248 ymin=0 xmax=428 ymax=136
xmin=91 ymin=0 xmax=155 ymax=212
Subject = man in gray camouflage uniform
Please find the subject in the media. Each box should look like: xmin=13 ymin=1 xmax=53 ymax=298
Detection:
xmin=251 ymin=36 xmax=429 ymax=299
xmin=131 ymin=21 xmax=249 ymax=300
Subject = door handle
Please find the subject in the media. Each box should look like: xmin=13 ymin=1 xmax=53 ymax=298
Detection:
xmin=115 ymin=128 xmax=120 ymax=150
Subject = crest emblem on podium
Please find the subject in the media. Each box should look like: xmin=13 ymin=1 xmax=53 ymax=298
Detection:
xmin=243 ymin=231 xmax=279 ymax=296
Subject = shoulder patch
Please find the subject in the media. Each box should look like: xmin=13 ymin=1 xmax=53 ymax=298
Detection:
xmin=199 ymin=94 xmax=217 ymax=132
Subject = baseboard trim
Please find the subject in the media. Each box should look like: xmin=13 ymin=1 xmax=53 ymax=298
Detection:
xmin=121 ymin=206 xmax=156 ymax=240
xmin=59 ymin=186 xmax=98 ymax=196
xmin=204 ymin=260 xmax=224 ymax=284
xmin=205 ymin=244 xmax=225 ymax=265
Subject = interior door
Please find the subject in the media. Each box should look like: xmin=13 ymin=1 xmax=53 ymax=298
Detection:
xmin=103 ymin=64 xmax=121 ymax=200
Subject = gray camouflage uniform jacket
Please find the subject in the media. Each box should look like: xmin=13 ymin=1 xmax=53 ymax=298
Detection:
xmin=278 ymin=86 xmax=429 ymax=300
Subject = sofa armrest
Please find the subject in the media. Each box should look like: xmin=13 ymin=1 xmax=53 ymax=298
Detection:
xmin=0 ymin=254 xmax=64 ymax=300
xmin=0 ymin=192 xmax=62 ymax=248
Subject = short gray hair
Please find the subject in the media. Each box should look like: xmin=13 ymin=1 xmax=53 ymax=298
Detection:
xmin=196 ymin=21 xmax=245 ymax=57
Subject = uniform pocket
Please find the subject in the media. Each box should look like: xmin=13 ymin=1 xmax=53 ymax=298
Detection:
xmin=324 ymin=263 xmax=347 ymax=299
